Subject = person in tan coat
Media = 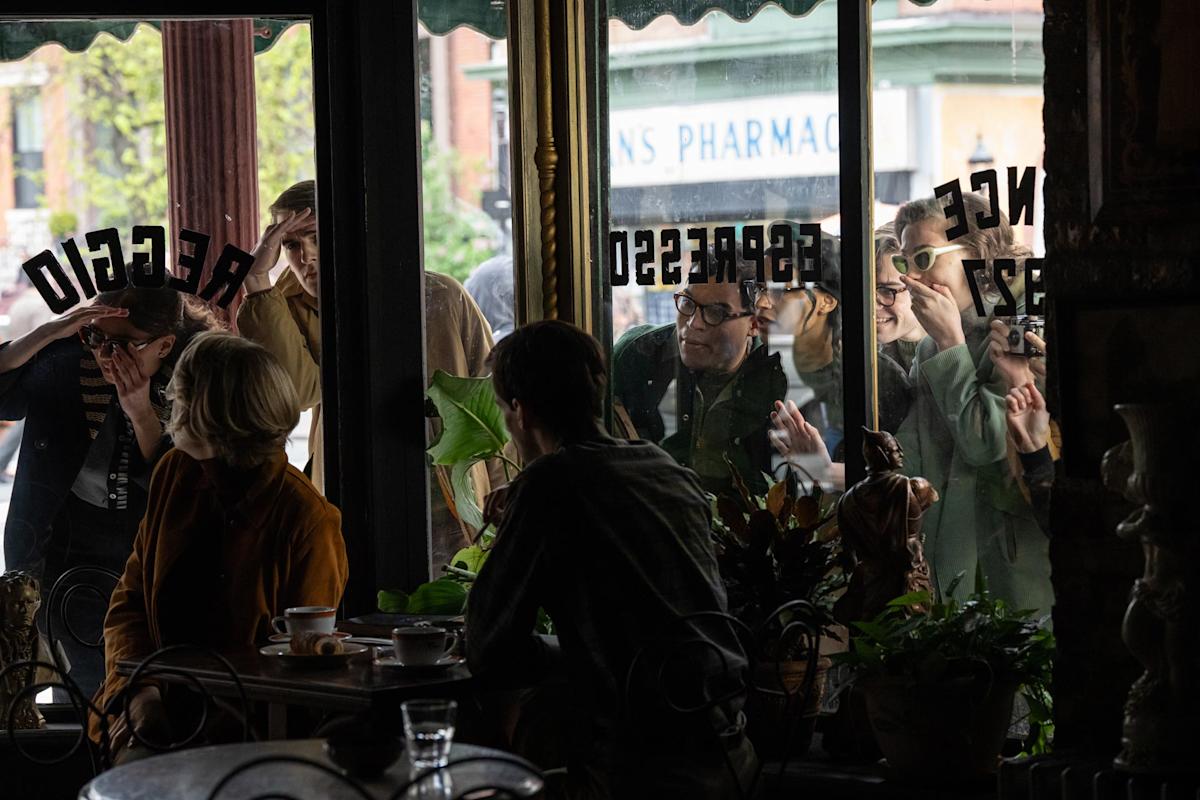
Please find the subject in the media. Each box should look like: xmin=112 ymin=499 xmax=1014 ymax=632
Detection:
xmin=239 ymin=180 xmax=497 ymax=569
xmin=92 ymin=332 xmax=348 ymax=757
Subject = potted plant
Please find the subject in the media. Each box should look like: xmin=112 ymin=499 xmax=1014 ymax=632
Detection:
xmin=711 ymin=461 xmax=846 ymax=758
xmin=833 ymin=571 xmax=1055 ymax=781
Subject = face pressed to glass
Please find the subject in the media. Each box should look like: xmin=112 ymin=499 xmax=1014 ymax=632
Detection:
xmin=898 ymin=217 xmax=975 ymax=313
xmin=674 ymin=282 xmax=755 ymax=375
xmin=876 ymin=254 xmax=924 ymax=345
xmin=279 ymin=213 xmax=320 ymax=297
xmin=88 ymin=316 xmax=173 ymax=384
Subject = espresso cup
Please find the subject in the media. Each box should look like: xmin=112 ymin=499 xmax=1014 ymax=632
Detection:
xmin=391 ymin=626 xmax=459 ymax=666
xmin=271 ymin=606 xmax=337 ymax=636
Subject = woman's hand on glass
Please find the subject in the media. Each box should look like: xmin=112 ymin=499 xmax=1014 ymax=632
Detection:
xmin=1005 ymin=382 xmax=1050 ymax=454
xmin=42 ymin=304 xmax=129 ymax=343
xmin=901 ymin=275 xmax=965 ymax=351
xmin=770 ymin=398 xmax=831 ymax=462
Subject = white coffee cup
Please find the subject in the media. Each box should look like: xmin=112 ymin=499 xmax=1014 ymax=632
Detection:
xmin=391 ymin=626 xmax=459 ymax=666
xmin=272 ymin=606 xmax=337 ymax=636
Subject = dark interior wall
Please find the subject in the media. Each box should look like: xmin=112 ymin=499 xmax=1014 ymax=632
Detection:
xmin=1043 ymin=0 xmax=1200 ymax=759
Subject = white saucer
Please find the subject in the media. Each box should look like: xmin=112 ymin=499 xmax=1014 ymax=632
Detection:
xmin=268 ymin=631 xmax=351 ymax=644
xmin=259 ymin=641 xmax=370 ymax=668
xmin=374 ymin=653 xmax=465 ymax=672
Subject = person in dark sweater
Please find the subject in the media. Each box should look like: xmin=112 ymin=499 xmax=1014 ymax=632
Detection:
xmin=467 ymin=320 xmax=757 ymax=800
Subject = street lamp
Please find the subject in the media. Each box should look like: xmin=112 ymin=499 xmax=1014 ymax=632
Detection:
xmin=968 ymin=132 xmax=994 ymax=171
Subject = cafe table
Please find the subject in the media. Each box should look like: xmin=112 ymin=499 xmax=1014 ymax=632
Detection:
xmin=115 ymin=644 xmax=471 ymax=739
xmin=79 ymin=739 xmax=544 ymax=799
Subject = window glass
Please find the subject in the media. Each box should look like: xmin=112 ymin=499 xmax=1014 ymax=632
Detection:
xmin=417 ymin=10 xmax=515 ymax=577
xmin=871 ymin=0 xmax=1051 ymax=615
xmin=605 ymin=4 xmax=846 ymax=503
xmin=0 ymin=20 xmax=319 ymax=702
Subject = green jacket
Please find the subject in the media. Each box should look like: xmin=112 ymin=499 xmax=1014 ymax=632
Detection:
xmin=895 ymin=321 xmax=1053 ymax=616
xmin=612 ymin=324 xmax=787 ymax=497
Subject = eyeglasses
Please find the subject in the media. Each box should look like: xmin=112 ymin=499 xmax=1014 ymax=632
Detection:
xmin=674 ymin=293 xmax=753 ymax=326
xmin=876 ymin=285 xmax=908 ymax=307
xmin=78 ymin=325 xmax=156 ymax=354
xmin=891 ymin=244 xmax=966 ymax=275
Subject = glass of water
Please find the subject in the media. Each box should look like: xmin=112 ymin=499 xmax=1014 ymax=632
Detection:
xmin=401 ymin=699 xmax=457 ymax=774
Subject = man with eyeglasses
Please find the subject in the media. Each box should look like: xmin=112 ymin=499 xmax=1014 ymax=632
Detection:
xmin=612 ymin=251 xmax=785 ymax=496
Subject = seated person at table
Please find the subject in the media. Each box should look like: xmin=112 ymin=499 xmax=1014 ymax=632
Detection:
xmin=612 ymin=254 xmax=784 ymax=497
xmin=467 ymin=320 xmax=757 ymax=800
xmin=91 ymin=332 xmax=348 ymax=756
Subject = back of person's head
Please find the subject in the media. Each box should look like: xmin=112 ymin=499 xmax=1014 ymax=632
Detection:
xmin=167 ymin=332 xmax=300 ymax=468
xmin=489 ymin=320 xmax=606 ymax=443
xmin=270 ymin=180 xmax=316 ymax=219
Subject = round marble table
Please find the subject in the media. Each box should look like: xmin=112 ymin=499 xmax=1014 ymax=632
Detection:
xmin=79 ymin=739 xmax=544 ymax=799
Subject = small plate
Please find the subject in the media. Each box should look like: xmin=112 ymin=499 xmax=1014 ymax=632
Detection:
xmin=268 ymin=631 xmax=352 ymax=644
xmin=259 ymin=641 xmax=370 ymax=669
xmin=374 ymin=653 xmax=465 ymax=672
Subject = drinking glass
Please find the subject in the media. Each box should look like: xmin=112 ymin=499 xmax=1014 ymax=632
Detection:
xmin=402 ymin=699 xmax=457 ymax=773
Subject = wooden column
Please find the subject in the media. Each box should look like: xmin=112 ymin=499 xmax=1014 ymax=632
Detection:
xmin=162 ymin=19 xmax=259 ymax=325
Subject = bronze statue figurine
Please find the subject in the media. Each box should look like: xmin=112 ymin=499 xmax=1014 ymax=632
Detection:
xmin=1 ymin=570 xmax=52 ymax=730
xmin=834 ymin=428 xmax=938 ymax=625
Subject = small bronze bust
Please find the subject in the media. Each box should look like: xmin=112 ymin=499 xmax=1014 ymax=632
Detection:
xmin=834 ymin=429 xmax=938 ymax=624
xmin=1 ymin=570 xmax=48 ymax=730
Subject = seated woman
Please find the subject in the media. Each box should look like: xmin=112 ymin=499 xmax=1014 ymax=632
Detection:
xmin=92 ymin=332 xmax=348 ymax=755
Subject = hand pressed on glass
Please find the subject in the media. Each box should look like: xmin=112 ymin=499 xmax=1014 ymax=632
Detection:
xmin=769 ymin=399 xmax=845 ymax=488
xmin=1005 ymin=382 xmax=1050 ymax=454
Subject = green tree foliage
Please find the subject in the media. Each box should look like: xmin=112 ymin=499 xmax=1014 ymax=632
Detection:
xmin=48 ymin=23 xmax=494 ymax=281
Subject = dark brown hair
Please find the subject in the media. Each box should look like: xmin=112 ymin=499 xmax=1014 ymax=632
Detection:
xmin=96 ymin=274 xmax=225 ymax=364
xmin=489 ymin=320 xmax=606 ymax=443
xmin=269 ymin=180 xmax=316 ymax=218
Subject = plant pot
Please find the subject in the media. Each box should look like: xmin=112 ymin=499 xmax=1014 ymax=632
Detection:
xmin=859 ymin=675 xmax=1017 ymax=780
xmin=745 ymin=656 xmax=831 ymax=759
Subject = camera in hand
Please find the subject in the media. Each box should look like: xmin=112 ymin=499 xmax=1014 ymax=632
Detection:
xmin=1005 ymin=315 xmax=1044 ymax=357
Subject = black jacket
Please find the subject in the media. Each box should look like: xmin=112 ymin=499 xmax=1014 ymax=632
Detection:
xmin=0 ymin=338 xmax=169 ymax=576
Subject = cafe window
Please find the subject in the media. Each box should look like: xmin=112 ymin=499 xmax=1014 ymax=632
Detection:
xmin=417 ymin=3 xmax=516 ymax=579
xmin=11 ymin=90 xmax=44 ymax=209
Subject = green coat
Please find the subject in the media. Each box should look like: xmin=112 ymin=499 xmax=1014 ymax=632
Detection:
xmin=895 ymin=321 xmax=1053 ymax=616
xmin=612 ymin=324 xmax=787 ymax=497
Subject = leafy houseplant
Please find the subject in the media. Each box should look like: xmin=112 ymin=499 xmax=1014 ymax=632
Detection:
xmin=834 ymin=571 xmax=1055 ymax=779
xmin=710 ymin=461 xmax=846 ymax=757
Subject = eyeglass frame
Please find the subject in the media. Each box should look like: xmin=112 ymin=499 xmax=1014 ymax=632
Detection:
xmin=875 ymin=285 xmax=908 ymax=307
xmin=891 ymin=243 xmax=966 ymax=275
xmin=78 ymin=324 xmax=158 ymax=354
xmin=673 ymin=292 xmax=755 ymax=327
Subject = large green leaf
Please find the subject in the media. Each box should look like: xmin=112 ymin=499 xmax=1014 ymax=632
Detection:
xmin=450 ymin=542 xmax=491 ymax=574
xmin=405 ymin=578 xmax=469 ymax=615
xmin=451 ymin=459 xmax=486 ymax=532
xmin=427 ymin=371 xmax=510 ymax=466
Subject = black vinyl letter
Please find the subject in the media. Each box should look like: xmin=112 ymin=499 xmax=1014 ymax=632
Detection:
xmin=608 ymin=231 xmax=629 ymax=287
xmin=768 ymin=223 xmax=793 ymax=283
xmin=660 ymin=229 xmax=682 ymax=285
xmin=169 ymin=228 xmax=210 ymax=295
xmin=86 ymin=228 xmax=127 ymax=291
xmin=61 ymin=238 xmax=97 ymax=299
xmin=1024 ymin=257 xmax=1045 ymax=316
xmin=713 ymin=226 xmax=737 ymax=284
xmin=1008 ymin=166 xmax=1036 ymax=225
xmin=796 ymin=223 xmax=822 ymax=283
xmin=129 ymin=226 xmax=167 ymax=287
xmin=687 ymin=228 xmax=708 ymax=283
xmin=992 ymin=259 xmax=1018 ymax=317
xmin=22 ymin=251 xmax=80 ymax=314
xmin=969 ymin=169 xmax=1001 ymax=229
xmin=935 ymin=180 xmax=969 ymax=241
xmin=634 ymin=229 xmax=655 ymax=286
xmin=199 ymin=244 xmax=256 ymax=307
xmin=962 ymin=258 xmax=987 ymax=317
xmin=742 ymin=225 xmax=765 ymax=282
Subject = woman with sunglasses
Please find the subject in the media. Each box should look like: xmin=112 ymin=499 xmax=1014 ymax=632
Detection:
xmin=775 ymin=193 xmax=1051 ymax=616
xmin=0 ymin=277 xmax=219 ymax=697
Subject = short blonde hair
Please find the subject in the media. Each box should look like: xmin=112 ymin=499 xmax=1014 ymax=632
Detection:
xmin=167 ymin=332 xmax=300 ymax=468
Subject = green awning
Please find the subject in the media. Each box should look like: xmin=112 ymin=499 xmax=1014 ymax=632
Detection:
xmin=0 ymin=1 xmax=943 ymax=60
xmin=0 ymin=19 xmax=296 ymax=61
